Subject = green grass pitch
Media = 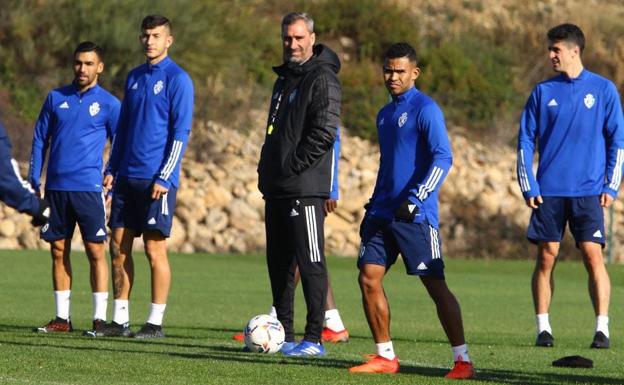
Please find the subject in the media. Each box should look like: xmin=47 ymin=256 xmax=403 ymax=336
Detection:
xmin=0 ymin=250 xmax=622 ymax=384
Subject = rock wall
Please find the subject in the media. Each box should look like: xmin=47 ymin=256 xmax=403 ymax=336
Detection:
xmin=2 ymin=121 xmax=623 ymax=262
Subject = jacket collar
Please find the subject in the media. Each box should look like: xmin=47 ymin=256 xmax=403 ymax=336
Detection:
xmin=72 ymin=83 xmax=101 ymax=97
xmin=392 ymin=86 xmax=418 ymax=104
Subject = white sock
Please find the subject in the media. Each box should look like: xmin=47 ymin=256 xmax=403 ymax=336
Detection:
xmin=536 ymin=313 xmax=552 ymax=334
xmin=146 ymin=303 xmax=167 ymax=326
xmin=376 ymin=341 xmax=395 ymax=360
xmin=54 ymin=290 xmax=71 ymax=320
xmin=269 ymin=306 xmax=277 ymax=318
xmin=324 ymin=309 xmax=345 ymax=331
xmin=596 ymin=315 xmax=609 ymax=338
xmin=452 ymin=344 xmax=470 ymax=362
xmin=92 ymin=292 xmax=108 ymax=321
xmin=113 ymin=299 xmax=129 ymax=325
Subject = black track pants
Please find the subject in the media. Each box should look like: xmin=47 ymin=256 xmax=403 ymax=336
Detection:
xmin=265 ymin=197 xmax=328 ymax=343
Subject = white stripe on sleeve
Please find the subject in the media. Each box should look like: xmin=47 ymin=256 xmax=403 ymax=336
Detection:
xmin=159 ymin=140 xmax=183 ymax=181
xmin=609 ymin=148 xmax=624 ymax=190
xmin=416 ymin=167 xmax=443 ymax=201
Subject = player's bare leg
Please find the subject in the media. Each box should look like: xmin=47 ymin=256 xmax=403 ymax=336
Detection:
xmin=37 ymin=239 xmax=74 ymax=333
xmin=532 ymin=241 xmax=558 ymax=346
xmin=110 ymin=227 xmax=135 ymax=300
xmin=580 ymin=241 xmax=610 ymax=348
xmin=349 ymin=264 xmax=399 ymax=374
xmin=420 ymin=276 xmax=465 ymax=346
xmin=51 ymin=238 xmax=72 ymax=291
xmin=143 ymin=230 xmax=170 ymax=304
xmin=85 ymin=240 xmax=108 ymax=293
xmin=358 ymin=264 xmax=390 ymax=343
xmin=420 ymin=276 xmax=474 ymax=379
xmin=84 ymin=240 xmax=109 ymax=330
xmin=580 ymin=242 xmax=610 ymax=315
xmin=134 ymin=230 xmax=169 ymax=338
xmin=91 ymin=227 xmax=135 ymax=337
xmin=532 ymin=242 xmax=559 ymax=314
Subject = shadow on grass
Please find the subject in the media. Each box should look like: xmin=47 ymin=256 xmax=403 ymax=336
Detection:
xmin=163 ymin=324 xmax=432 ymax=344
xmin=0 ymin=338 xmax=622 ymax=384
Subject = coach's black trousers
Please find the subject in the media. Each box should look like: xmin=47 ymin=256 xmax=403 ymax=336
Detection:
xmin=265 ymin=197 xmax=328 ymax=343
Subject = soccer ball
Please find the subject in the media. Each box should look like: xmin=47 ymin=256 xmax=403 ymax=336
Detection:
xmin=243 ymin=314 xmax=285 ymax=353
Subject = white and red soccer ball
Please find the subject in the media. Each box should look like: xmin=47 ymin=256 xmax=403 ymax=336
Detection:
xmin=243 ymin=314 xmax=285 ymax=354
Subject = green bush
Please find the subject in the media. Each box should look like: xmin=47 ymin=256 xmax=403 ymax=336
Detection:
xmin=0 ymin=0 xmax=620 ymax=158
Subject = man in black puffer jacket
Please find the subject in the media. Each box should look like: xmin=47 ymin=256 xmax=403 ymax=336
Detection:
xmin=257 ymin=12 xmax=341 ymax=356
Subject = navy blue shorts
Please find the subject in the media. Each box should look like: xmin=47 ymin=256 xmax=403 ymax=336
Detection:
xmin=527 ymin=196 xmax=605 ymax=246
xmin=41 ymin=190 xmax=107 ymax=242
xmin=109 ymin=177 xmax=177 ymax=237
xmin=357 ymin=214 xmax=445 ymax=279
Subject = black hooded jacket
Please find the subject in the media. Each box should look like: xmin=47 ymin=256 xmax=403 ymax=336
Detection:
xmin=258 ymin=44 xmax=342 ymax=199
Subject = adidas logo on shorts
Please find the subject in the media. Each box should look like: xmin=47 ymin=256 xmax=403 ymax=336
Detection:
xmin=416 ymin=262 xmax=428 ymax=270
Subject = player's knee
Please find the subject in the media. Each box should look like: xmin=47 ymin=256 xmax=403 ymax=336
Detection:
xmin=358 ymin=272 xmax=381 ymax=293
xmin=583 ymin=252 xmax=606 ymax=271
xmin=50 ymin=241 xmax=67 ymax=260
xmin=537 ymin=249 xmax=557 ymax=269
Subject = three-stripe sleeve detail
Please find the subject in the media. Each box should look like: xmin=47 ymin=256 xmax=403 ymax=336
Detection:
xmin=517 ymin=149 xmax=531 ymax=193
xmin=305 ymin=206 xmax=321 ymax=263
xmin=608 ymin=148 xmax=624 ymax=190
xmin=416 ymin=166 xmax=443 ymax=201
xmin=159 ymin=140 xmax=183 ymax=181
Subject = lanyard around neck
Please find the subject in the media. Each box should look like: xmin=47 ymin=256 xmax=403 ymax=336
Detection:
xmin=267 ymin=88 xmax=284 ymax=135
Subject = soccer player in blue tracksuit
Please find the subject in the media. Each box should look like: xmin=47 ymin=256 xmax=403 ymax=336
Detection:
xmin=349 ymin=43 xmax=474 ymax=379
xmin=517 ymin=24 xmax=624 ymax=349
xmin=0 ymin=121 xmax=49 ymax=225
xmin=98 ymin=15 xmax=194 ymax=338
xmin=28 ymin=42 xmax=120 ymax=334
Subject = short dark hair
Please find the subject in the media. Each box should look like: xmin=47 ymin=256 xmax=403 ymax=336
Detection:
xmin=547 ymin=23 xmax=585 ymax=54
xmin=141 ymin=14 xmax=172 ymax=32
xmin=74 ymin=41 xmax=103 ymax=61
xmin=384 ymin=42 xmax=417 ymax=64
xmin=281 ymin=12 xmax=314 ymax=34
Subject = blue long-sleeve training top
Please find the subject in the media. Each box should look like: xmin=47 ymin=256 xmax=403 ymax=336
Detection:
xmin=107 ymin=56 xmax=194 ymax=189
xmin=517 ymin=69 xmax=624 ymax=199
xmin=329 ymin=127 xmax=340 ymax=200
xmin=28 ymin=84 xmax=120 ymax=192
xmin=368 ymin=87 xmax=453 ymax=228
xmin=1 ymin=121 xmax=41 ymax=215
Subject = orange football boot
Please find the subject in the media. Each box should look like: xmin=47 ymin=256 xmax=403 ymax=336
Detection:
xmin=349 ymin=355 xmax=399 ymax=373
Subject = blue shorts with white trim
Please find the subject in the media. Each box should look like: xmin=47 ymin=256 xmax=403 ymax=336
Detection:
xmin=357 ymin=214 xmax=445 ymax=279
xmin=527 ymin=195 xmax=605 ymax=246
xmin=109 ymin=177 xmax=177 ymax=237
xmin=41 ymin=190 xmax=107 ymax=242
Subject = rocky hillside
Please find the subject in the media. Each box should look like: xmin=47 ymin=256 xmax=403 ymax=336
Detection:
xmin=2 ymin=119 xmax=623 ymax=262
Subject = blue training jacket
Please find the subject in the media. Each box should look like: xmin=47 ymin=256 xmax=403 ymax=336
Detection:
xmin=517 ymin=69 xmax=624 ymax=199
xmin=29 ymin=84 xmax=120 ymax=192
xmin=107 ymin=56 xmax=194 ymax=189
xmin=368 ymin=87 xmax=452 ymax=228
xmin=329 ymin=127 xmax=340 ymax=200
xmin=0 ymin=121 xmax=41 ymax=215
